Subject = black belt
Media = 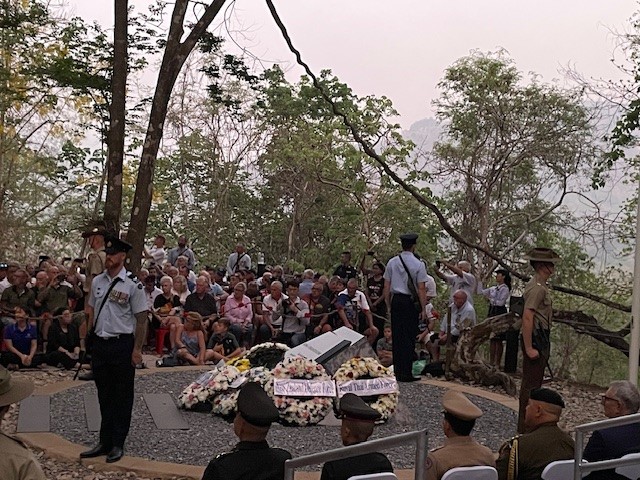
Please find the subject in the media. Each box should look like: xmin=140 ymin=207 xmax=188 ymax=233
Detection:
xmin=96 ymin=333 xmax=133 ymax=341
xmin=393 ymin=293 xmax=412 ymax=297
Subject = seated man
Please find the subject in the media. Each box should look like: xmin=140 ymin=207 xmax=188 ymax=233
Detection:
xmin=259 ymin=281 xmax=287 ymax=343
xmin=184 ymin=276 xmax=218 ymax=334
xmin=426 ymin=390 xmax=495 ymax=480
xmin=205 ymin=318 xmax=243 ymax=363
xmin=321 ymin=393 xmax=393 ymax=480
xmin=583 ymin=380 xmax=640 ymax=479
xmin=202 ymin=382 xmax=291 ymax=480
xmin=496 ymin=387 xmax=574 ymax=480
xmin=1 ymin=307 xmax=44 ymax=369
xmin=279 ymin=280 xmax=310 ymax=347
xmin=308 ymin=282 xmax=331 ymax=338
xmin=427 ymin=290 xmax=476 ymax=361
xmin=336 ymin=278 xmax=379 ymax=344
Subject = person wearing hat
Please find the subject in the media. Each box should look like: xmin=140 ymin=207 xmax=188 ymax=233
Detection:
xmin=0 ymin=366 xmax=46 ymax=480
xmin=517 ymin=247 xmax=561 ymax=433
xmin=383 ymin=233 xmax=429 ymax=382
xmin=77 ymin=223 xmax=108 ymax=381
xmin=425 ymin=390 xmax=495 ymax=480
xmin=478 ymin=268 xmax=512 ymax=368
xmin=79 ymin=234 xmax=148 ymax=464
xmin=81 ymin=223 xmax=108 ymax=297
xmin=496 ymin=387 xmax=574 ymax=480
xmin=320 ymin=393 xmax=393 ymax=480
xmin=202 ymin=382 xmax=291 ymax=480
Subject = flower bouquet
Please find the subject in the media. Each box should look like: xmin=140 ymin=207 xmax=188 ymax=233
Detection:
xmin=177 ymin=365 xmax=241 ymax=410
xmin=211 ymin=366 xmax=274 ymax=419
xmin=333 ymin=357 xmax=398 ymax=422
xmin=266 ymin=356 xmax=333 ymax=426
xmin=245 ymin=342 xmax=290 ymax=369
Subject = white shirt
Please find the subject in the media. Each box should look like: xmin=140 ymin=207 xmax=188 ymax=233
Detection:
xmin=445 ymin=271 xmax=477 ymax=305
xmin=440 ymin=301 xmax=477 ymax=337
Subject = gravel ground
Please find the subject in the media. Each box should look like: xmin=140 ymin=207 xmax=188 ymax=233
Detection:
xmin=48 ymin=370 xmax=516 ymax=469
xmin=2 ymin=368 xmax=607 ymax=479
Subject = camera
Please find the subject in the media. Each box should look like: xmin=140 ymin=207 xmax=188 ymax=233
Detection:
xmin=57 ymin=273 xmax=66 ymax=281
xmin=435 ymin=260 xmax=441 ymax=268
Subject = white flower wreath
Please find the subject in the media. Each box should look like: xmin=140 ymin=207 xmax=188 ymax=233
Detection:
xmin=333 ymin=357 xmax=399 ymax=422
xmin=211 ymin=366 xmax=274 ymax=418
xmin=177 ymin=365 xmax=241 ymax=410
xmin=245 ymin=342 xmax=290 ymax=368
xmin=265 ymin=356 xmax=333 ymax=426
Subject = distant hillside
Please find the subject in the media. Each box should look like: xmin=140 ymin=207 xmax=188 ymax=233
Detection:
xmin=402 ymin=117 xmax=441 ymax=153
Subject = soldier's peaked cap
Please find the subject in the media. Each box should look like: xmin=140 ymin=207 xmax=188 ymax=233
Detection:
xmin=237 ymin=382 xmax=279 ymax=427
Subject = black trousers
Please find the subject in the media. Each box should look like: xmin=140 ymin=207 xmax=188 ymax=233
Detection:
xmin=391 ymin=294 xmax=419 ymax=379
xmin=92 ymin=335 xmax=135 ymax=449
xmin=45 ymin=351 xmax=77 ymax=369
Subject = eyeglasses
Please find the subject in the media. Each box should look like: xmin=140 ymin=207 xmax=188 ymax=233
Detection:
xmin=601 ymin=395 xmax=619 ymax=404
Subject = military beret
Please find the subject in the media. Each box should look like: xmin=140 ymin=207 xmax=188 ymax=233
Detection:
xmin=529 ymin=387 xmax=565 ymax=408
xmin=399 ymin=233 xmax=418 ymax=245
xmin=104 ymin=235 xmax=133 ymax=254
xmin=339 ymin=393 xmax=381 ymax=422
xmin=441 ymin=390 xmax=483 ymax=421
xmin=237 ymin=382 xmax=279 ymax=427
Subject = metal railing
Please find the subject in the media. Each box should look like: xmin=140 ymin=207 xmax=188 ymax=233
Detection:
xmin=572 ymin=412 xmax=640 ymax=480
xmin=283 ymin=429 xmax=428 ymax=480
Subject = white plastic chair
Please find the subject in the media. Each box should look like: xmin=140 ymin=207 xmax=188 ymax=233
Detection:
xmin=615 ymin=452 xmax=640 ymax=480
xmin=441 ymin=466 xmax=498 ymax=480
xmin=348 ymin=473 xmax=398 ymax=480
xmin=542 ymin=459 xmax=589 ymax=479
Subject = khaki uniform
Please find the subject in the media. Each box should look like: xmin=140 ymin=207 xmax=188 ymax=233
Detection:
xmin=0 ymin=433 xmax=46 ymax=480
xmin=84 ymin=247 xmax=106 ymax=293
xmin=523 ymin=274 xmax=552 ymax=330
xmin=496 ymin=423 xmax=574 ymax=480
xmin=426 ymin=436 xmax=496 ymax=480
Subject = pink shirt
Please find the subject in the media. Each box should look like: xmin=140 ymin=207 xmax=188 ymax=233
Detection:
xmin=224 ymin=295 xmax=253 ymax=326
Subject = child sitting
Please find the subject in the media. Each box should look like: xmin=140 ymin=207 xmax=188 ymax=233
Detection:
xmin=376 ymin=325 xmax=393 ymax=367
xmin=204 ymin=317 xmax=243 ymax=363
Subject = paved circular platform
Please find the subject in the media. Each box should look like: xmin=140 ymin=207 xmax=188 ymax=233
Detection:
xmin=18 ymin=361 xmax=518 ymax=479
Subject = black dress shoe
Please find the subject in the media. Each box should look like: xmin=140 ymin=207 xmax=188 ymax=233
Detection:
xmin=106 ymin=446 xmax=124 ymax=463
xmin=80 ymin=443 xmax=109 ymax=458
xmin=397 ymin=375 xmax=422 ymax=383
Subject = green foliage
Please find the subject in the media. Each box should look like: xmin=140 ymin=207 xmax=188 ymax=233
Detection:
xmin=430 ymin=51 xmax=598 ymax=279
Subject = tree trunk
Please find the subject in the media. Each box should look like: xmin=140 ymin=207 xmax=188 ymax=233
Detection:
xmin=103 ymin=0 xmax=128 ymax=232
xmin=126 ymin=0 xmax=226 ymax=272
xmin=447 ymin=312 xmax=520 ymax=396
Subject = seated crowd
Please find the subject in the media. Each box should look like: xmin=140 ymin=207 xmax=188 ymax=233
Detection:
xmin=0 ymin=245 xmax=400 ymax=369
xmin=1 ymin=240 xmax=639 ymax=480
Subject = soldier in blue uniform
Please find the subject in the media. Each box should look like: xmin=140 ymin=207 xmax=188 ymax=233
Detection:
xmin=202 ymin=382 xmax=291 ymax=480
xmin=383 ymin=233 xmax=428 ymax=382
xmin=79 ymin=235 xmax=148 ymax=464
xmin=320 ymin=393 xmax=393 ymax=480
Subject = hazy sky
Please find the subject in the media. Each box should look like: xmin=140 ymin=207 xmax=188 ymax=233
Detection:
xmin=68 ymin=0 xmax=637 ymax=128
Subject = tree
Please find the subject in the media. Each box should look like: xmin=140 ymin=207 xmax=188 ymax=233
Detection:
xmin=126 ymin=0 xmax=227 ymax=271
xmin=430 ymin=51 xmax=599 ymax=282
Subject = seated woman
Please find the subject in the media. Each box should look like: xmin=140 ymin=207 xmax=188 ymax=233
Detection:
xmin=175 ymin=312 xmax=206 ymax=366
xmin=172 ymin=274 xmax=190 ymax=306
xmin=45 ymin=307 xmax=81 ymax=369
xmin=1 ymin=306 xmax=44 ymax=369
xmin=153 ymin=275 xmax=183 ymax=352
xmin=205 ymin=317 xmax=243 ymax=363
xmin=224 ymin=282 xmax=253 ymax=348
